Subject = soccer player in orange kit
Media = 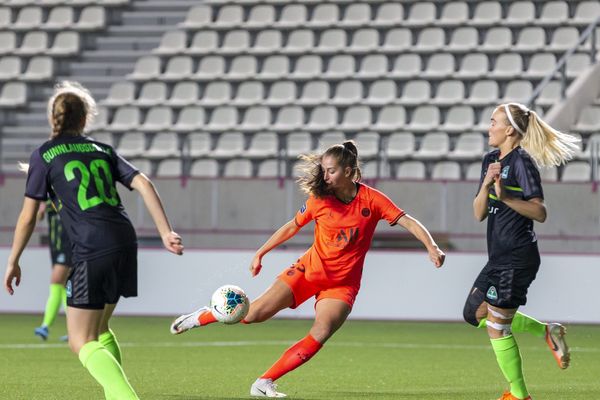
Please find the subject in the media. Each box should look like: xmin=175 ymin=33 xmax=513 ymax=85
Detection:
xmin=171 ymin=141 xmax=445 ymax=398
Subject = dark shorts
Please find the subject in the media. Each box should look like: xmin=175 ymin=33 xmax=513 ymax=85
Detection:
xmin=472 ymin=261 xmax=540 ymax=309
xmin=66 ymin=247 xmax=138 ymax=310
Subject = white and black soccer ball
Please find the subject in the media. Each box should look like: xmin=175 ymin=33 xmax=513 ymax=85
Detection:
xmin=210 ymin=285 xmax=250 ymax=324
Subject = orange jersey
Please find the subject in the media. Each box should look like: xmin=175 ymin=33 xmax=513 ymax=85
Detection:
xmin=294 ymin=183 xmax=405 ymax=286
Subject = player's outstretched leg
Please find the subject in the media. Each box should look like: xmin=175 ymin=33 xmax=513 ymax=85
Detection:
xmin=545 ymin=323 xmax=570 ymax=369
xmin=170 ymin=306 xmax=215 ymax=334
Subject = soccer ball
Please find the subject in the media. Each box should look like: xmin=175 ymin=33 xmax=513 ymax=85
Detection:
xmin=210 ymin=285 xmax=250 ymax=324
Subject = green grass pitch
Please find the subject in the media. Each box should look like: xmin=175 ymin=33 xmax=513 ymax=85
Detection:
xmin=1 ymin=315 xmax=598 ymax=399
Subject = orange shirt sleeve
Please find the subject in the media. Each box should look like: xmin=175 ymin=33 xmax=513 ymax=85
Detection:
xmin=294 ymin=196 xmax=316 ymax=227
xmin=372 ymin=188 xmax=405 ymax=225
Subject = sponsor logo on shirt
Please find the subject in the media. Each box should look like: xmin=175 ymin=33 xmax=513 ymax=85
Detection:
xmin=501 ymin=166 xmax=510 ymax=179
xmin=66 ymin=280 xmax=72 ymax=298
xmin=299 ymin=203 xmax=306 ymax=214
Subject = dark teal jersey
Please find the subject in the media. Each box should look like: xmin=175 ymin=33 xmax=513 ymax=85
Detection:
xmin=25 ymin=136 xmax=139 ymax=262
xmin=477 ymin=147 xmax=544 ymax=266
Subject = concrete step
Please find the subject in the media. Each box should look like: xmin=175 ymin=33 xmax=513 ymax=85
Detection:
xmin=95 ymin=36 xmax=160 ymax=51
xmin=130 ymin=1 xmax=196 ymax=13
xmin=69 ymin=62 xmax=133 ymax=77
xmin=121 ymin=11 xmax=187 ymax=26
xmin=80 ymin=50 xmax=151 ymax=63
xmin=106 ymin=25 xmax=176 ymax=36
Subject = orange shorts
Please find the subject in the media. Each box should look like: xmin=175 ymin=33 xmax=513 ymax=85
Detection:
xmin=277 ymin=263 xmax=359 ymax=309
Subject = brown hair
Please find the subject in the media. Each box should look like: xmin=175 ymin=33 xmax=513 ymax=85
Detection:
xmin=499 ymin=102 xmax=579 ymax=167
xmin=47 ymin=81 xmax=97 ymax=139
xmin=297 ymin=140 xmax=362 ymax=197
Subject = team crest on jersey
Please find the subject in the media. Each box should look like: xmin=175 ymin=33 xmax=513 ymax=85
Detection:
xmin=361 ymin=208 xmax=370 ymax=217
xmin=299 ymin=203 xmax=306 ymax=214
xmin=501 ymin=166 xmax=510 ymax=179
xmin=486 ymin=286 xmax=498 ymax=301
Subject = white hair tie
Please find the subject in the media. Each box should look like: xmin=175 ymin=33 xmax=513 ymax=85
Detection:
xmin=504 ymin=103 xmax=527 ymax=135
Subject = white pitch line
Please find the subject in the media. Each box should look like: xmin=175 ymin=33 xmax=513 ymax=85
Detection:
xmin=0 ymin=340 xmax=599 ymax=353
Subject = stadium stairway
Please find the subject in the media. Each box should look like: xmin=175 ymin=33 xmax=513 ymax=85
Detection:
xmin=0 ymin=0 xmax=195 ymax=171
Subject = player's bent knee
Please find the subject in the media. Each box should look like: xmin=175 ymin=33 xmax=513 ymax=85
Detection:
xmin=463 ymin=289 xmax=485 ymax=327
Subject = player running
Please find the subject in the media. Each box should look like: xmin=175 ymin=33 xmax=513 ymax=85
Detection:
xmin=4 ymin=81 xmax=183 ymax=400
xmin=171 ymin=140 xmax=445 ymax=398
xmin=464 ymin=102 xmax=579 ymax=400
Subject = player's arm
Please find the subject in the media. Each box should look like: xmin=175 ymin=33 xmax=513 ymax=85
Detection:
xmin=250 ymin=219 xmax=301 ymax=277
xmin=473 ymin=161 xmax=501 ymax=221
xmin=494 ymin=179 xmax=546 ymax=222
xmin=396 ymin=214 xmax=445 ymax=268
xmin=130 ymin=173 xmax=184 ymax=255
xmin=4 ymin=197 xmax=41 ymax=294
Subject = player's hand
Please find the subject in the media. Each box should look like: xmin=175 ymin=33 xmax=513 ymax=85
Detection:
xmin=428 ymin=246 xmax=445 ymax=268
xmin=493 ymin=176 xmax=506 ymax=201
xmin=484 ymin=162 xmax=501 ymax=188
xmin=163 ymin=231 xmax=184 ymax=255
xmin=250 ymin=254 xmax=262 ymax=277
xmin=4 ymin=262 xmax=22 ymax=295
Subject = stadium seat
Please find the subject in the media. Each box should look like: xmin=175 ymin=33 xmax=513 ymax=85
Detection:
xmin=332 ymin=80 xmax=363 ymax=106
xmin=432 ymin=161 xmax=461 ymax=180
xmin=448 ymin=27 xmax=478 ymax=53
xmin=212 ymin=132 xmax=244 ymax=159
xmin=88 ymin=107 xmax=108 ymax=132
xmin=372 ymin=2 xmax=403 ymax=27
xmin=250 ymin=30 xmax=282 ymax=55
xmin=464 ymin=80 xmax=499 ymax=106
xmin=76 ymin=7 xmax=106 ymax=31
xmin=21 ymin=56 xmax=52 ymax=81
xmin=291 ymin=55 xmax=322 ymax=79
xmin=536 ymin=1 xmax=568 ymax=27
xmin=147 ymin=132 xmax=179 ymax=159
xmin=153 ymin=31 xmax=187 ymax=55
xmin=475 ymin=106 xmax=496 ymax=131
xmin=405 ymin=2 xmax=436 ymax=27
xmin=398 ymin=80 xmax=430 ymax=105
xmin=387 ymin=132 xmax=415 ymax=160
xmin=282 ymin=29 xmax=314 ymax=55
xmin=396 ymin=161 xmax=426 ymax=179
xmin=514 ymin=27 xmax=546 ymax=54
xmin=224 ymin=159 xmax=253 ymax=177
xmin=523 ymin=53 xmax=557 ymax=79
xmin=469 ymin=1 xmax=501 ymax=27
xmin=306 ymin=106 xmax=337 ymax=132
xmin=228 ymin=55 xmax=258 ymax=80
xmin=272 ymin=105 xmax=304 ymax=132
xmin=534 ymin=81 xmax=562 ymax=107
xmin=340 ymin=105 xmax=372 ymax=132
xmin=436 ymin=2 xmax=468 ymax=27
xmin=341 ymin=3 xmax=371 ymax=28
xmin=246 ymin=132 xmax=278 ymax=158
xmin=505 ymin=1 xmax=535 ymax=27
xmin=574 ymin=106 xmax=600 ymax=134
xmin=571 ymin=1 xmax=600 ymax=26
xmin=454 ymin=53 xmax=488 ymax=79
xmin=190 ymin=159 xmax=218 ymax=177
xmin=163 ymin=56 xmax=193 ymax=81
xmin=315 ymin=29 xmax=347 ymax=54
xmin=413 ymin=132 xmax=450 ymax=160
xmin=13 ymin=7 xmax=42 ymax=31
xmin=186 ymin=31 xmax=219 ymax=55
xmin=156 ymin=159 xmax=182 ymax=177
xmin=466 ymin=161 xmax=483 ymax=180
xmin=263 ymin=81 xmax=295 ymax=106
xmin=102 ymin=82 xmax=135 ymax=107
xmin=90 ymin=132 xmax=113 ymax=147
xmin=0 ymin=57 xmax=21 ymax=81
xmin=415 ymin=28 xmax=445 ymax=53
xmin=0 ymin=8 xmax=11 ymax=30
xmin=360 ymin=161 xmax=380 ymax=179
xmin=297 ymin=80 xmax=328 ymax=105
xmin=140 ymin=107 xmax=173 ymax=133
xmin=215 ymin=5 xmax=243 ymax=28
xmin=354 ymin=131 xmax=380 ymax=159
xmin=117 ymin=132 xmax=145 ymax=158
xmin=201 ymin=81 xmax=232 ymax=106
xmin=110 ymin=107 xmax=141 ymax=133
xmin=381 ymin=28 xmax=412 ymax=53
xmin=194 ymin=56 xmax=225 ymax=80
xmin=408 ymin=106 xmax=440 ymax=133
xmin=364 ymin=80 xmax=396 ymax=105
xmin=480 ymin=27 xmax=512 ymax=53
xmin=275 ymin=4 xmax=307 ymax=28
xmin=561 ymin=161 xmax=590 ymax=182
xmin=47 ymin=31 xmax=79 ymax=56
xmin=14 ymin=31 xmax=47 ymax=56
xmin=189 ymin=132 xmax=212 ymax=158
xmin=220 ymin=30 xmax=250 ymax=55
xmin=372 ymin=105 xmax=406 ymax=132
xmin=136 ymin=82 xmax=167 ymax=107
xmin=431 ymin=80 xmax=465 ymax=106
xmin=240 ymin=106 xmax=271 ymax=132
xmin=324 ymin=54 xmax=355 ymax=79
xmin=489 ymin=53 xmax=523 ymax=79
xmin=0 ymin=82 xmax=26 ymax=107
xmin=286 ymin=131 xmax=312 ymax=157
xmin=448 ymin=132 xmax=485 ymax=160
xmin=258 ymin=55 xmax=289 ymax=80
xmin=45 ymin=7 xmax=74 ymax=31
xmin=317 ymin=131 xmax=346 ymax=151
xmin=307 ymin=3 xmax=339 ymax=28
xmin=566 ymin=54 xmax=592 ymax=79
xmin=501 ymin=80 xmax=533 ymax=104
xmin=173 ymin=106 xmax=206 ymax=133
xmin=178 ymin=5 xmax=211 ymax=29
xmin=246 ymin=5 xmax=275 ymax=28
xmin=441 ymin=106 xmax=475 ymax=133
xmin=257 ymin=159 xmax=283 ymax=178
xmin=233 ymin=81 xmax=264 ymax=106
xmin=127 ymin=55 xmax=161 ymax=80
xmin=357 ymin=54 xmax=388 ymax=79
xmin=422 ymin=53 xmax=455 ymax=79
xmin=167 ymin=82 xmax=200 ymax=106
xmin=547 ymin=27 xmax=579 ymax=52
xmin=128 ymin=159 xmax=152 ymax=176
xmin=390 ymin=54 xmax=422 ymax=79
xmin=347 ymin=28 xmax=379 ymax=54
xmin=207 ymin=107 xmax=238 ymax=132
